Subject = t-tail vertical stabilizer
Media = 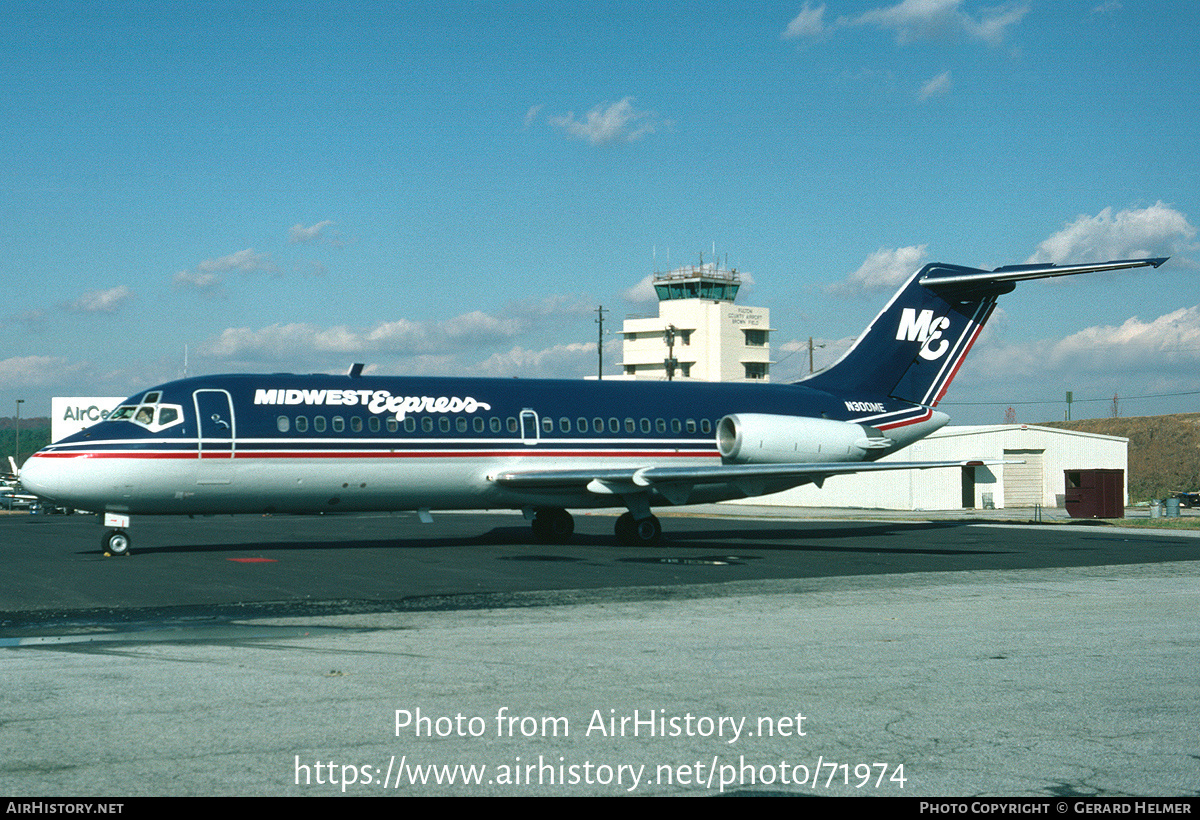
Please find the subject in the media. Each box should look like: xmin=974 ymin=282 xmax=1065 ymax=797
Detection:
xmin=800 ymin=257 xmax=1167 ymax=407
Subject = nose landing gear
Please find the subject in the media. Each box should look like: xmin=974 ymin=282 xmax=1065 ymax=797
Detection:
xmin=101 ymin=512 xmax=132 ymax=556
xmin=103 ymin=529 xmax=131 ymax=556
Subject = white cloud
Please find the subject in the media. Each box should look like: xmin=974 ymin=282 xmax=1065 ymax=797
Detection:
xmin=173 ymin=270 xmax=223 ymax=293
xmin=962 ymin=3 xmax=1029 ymax=44
xmin=919 ymin=70 xmax=952 ymax=99
xmin=177 ymin=246 xmax=311 ymax=294
xmin=856 ymin=0 xmax=1028 ymax=45
xmin=197 ymin=248 xmax=278 ymax=275
xmin=0 ymin=355 xmax=82 ymax=386
xmin=202 ymin=310 xmax=532 ymax=361
xmin=547 ymin=98 xmax=660 ymax=145
xmin=441 ymin=310 xmax=528 ymax=344
xmin=64 ymin=285 xmax=134 ymax=314
xmin=1026 ymin=202 xmax=1196 ymax=265
xmin=1050 ymin=305 xmax=1200 ymax=371
xmin=795 ymin=0 xmax=1028 ymax=46
xmin=624 ymin=274 xmax=658 ymax=303
xmin=204 ymin=324 xmax=315 ymax=359
xmin=523 ymin=105 xmax=542 ymax=128
xmin=467 ymin=343 xmax=596 ymax=378
xmin=194 ymin=295 xmax=617 ymax=379
xmin=782 ymin=2 xmax=827 ymax=39
xmin=828 ymin=245 xmax=928 ymax=293
xmin=951 ymin=303 xmax=1200 ymax=411
xmin=289 ymin=220 xmax=336 ymax=244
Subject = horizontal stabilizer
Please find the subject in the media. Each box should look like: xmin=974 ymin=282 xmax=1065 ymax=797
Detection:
xmin=920 ymin=257 xmax=1167 ymax=290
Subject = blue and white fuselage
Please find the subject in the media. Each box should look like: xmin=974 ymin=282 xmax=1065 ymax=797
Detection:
xmin=25 ymin=374 xmax=945 ymax=515
xmin=20 ymin=256 xmax=1165 ymax=552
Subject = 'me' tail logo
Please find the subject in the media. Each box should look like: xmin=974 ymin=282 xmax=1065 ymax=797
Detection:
xmin=896 ymin=308 xmax=951 ymax=361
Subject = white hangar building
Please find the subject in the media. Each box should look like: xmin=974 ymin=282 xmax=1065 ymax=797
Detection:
xmin=728 ymin=424 xmax=1129 ymax=511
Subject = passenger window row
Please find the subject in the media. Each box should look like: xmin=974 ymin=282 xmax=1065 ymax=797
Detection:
xmin=274 ymin=415 xmax=715 ymax=436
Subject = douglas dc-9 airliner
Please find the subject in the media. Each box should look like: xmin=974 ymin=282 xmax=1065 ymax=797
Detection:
xmin=20 ymin=257 xmax=1165 ymax=555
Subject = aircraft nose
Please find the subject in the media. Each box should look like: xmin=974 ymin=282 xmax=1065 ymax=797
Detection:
xmin=17 ymin=452 xmax=57 ymax=499
xmin=19 ymin=448 xmax=112 ymax=513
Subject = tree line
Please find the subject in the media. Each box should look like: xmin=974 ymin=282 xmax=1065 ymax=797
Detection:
xmin=0 ymin=423 xmax=51 ymax=470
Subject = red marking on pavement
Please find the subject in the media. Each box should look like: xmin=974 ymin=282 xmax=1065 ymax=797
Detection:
xmin=227 ymin=557 xmax=277 ymax=563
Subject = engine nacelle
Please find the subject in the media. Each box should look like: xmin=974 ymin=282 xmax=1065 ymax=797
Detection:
xmin=716 ymin=413 xmax=889 ymax=464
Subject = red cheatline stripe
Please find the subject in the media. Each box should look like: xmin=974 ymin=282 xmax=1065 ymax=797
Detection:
xmin=33 ymin=449 xmax=718 ymax=460
xmin=227 ymin=557 xmax=277 ymax=563
xmin=924 ymin=300 xmax=993 ymax=406
xmin=930 ymin=320 xmax=986 ymax=407
xmin=875 ymin=408 xmax=933 ymax=431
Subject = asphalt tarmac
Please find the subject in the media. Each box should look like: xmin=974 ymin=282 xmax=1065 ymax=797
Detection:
xmin=2 ymin=508 xmax=1198 ymax=797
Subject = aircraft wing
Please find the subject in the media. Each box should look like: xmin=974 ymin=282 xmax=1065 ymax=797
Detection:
xmin=494 ymin=459 xmax=1004 ymax=505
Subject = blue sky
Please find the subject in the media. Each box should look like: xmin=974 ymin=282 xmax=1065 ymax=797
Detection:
xmin=2 ymin=0 xmax=1198 ymax=425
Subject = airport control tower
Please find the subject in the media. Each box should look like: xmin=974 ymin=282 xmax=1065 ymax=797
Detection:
xmin=620 ymin=261 xmax=771 ymax=382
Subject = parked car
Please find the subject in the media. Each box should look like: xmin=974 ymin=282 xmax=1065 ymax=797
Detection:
xmin=1176 ymin=491 xmax=1200 ymax=508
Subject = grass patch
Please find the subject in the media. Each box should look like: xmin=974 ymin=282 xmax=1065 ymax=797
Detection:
xmin=1063 ymin=516 xmax=1200 ymax=530
xmin=1041 ymin=413 xmax=1200 ymax=502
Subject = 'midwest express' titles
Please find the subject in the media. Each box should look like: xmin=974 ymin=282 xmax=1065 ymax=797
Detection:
xmin=253 ymin=389 xmax=492 ymax=421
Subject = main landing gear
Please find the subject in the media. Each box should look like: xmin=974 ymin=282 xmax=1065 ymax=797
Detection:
xmin=530 ymin=507 xmax=575 ymax=544
xmin=614 ymin=512 xmax=662 ymax=546
xmin=528 ymin=507 xmax=663 ymax=546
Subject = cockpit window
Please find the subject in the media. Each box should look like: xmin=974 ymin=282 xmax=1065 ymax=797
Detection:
xmin=109 ymin=399 xmax=184 ymax=432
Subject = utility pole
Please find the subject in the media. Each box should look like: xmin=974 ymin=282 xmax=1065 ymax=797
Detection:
xmin=1065 ymin=391 xmax=1073 ymax=421
xmin=595 ymin=306 xmax=608 ymax=380
xmin=807 ymin=336 xmax=826 ymax=373
xmin=664 ymin=324 xmax=677 ymax=381
xmin=15 ymin=399 xmax=24 ymax=470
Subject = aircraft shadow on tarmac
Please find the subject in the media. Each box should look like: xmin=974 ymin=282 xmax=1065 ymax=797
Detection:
xmin=80 ymin=531 xmax=532 ymax=557
xmin=651 ymin=522 xmax=1013 ymax=555
xmin=92 ymin=519 xmax=1010 ymax=558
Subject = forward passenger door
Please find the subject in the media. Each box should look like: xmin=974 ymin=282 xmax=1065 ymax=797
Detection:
xmin=194 ymin=390 xmax=236 ymax=459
